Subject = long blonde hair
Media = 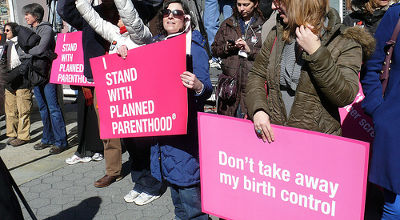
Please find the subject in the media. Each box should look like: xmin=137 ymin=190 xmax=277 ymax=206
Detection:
xmin=282 ymin=0 xmax=330 ymax=42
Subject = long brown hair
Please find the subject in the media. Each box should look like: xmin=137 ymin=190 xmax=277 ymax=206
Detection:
xmin=282 ymin=0 xmax=329 ymax=42
xmin=364 ymin=0 xmax=388 ymax=13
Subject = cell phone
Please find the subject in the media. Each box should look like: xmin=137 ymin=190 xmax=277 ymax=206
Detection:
xmin=227 ymin=39 xmax=235 ymax=45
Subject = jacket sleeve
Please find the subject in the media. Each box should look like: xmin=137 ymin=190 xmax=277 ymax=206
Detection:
xmin=361 ymin=8 xmax=395 ymax=116
xmin=57 ymin=0 xmax=84 ymax=30
xmin=28 ymin=25 xmax=54 ymax=56
xmin=193 ymin=43 xmax=212 ymax=101
xmin=114 ymin=0 xmax=152 ymax=45
xmin=302 ymin=37 xmax=361 ymax=107
xmin=245 ymin=29 xmax=276 ymax=119
xmin=211 ymin=21 xmax=235 ymax=59
xmin=75 ymin=0 xmax=123 ymax=44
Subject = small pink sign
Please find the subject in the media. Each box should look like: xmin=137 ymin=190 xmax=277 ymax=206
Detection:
xmin=339 ymin=83 xmax=374 ymax=143
xmin=50 ymin=31 xmax=94 ymax=86
xmin=198 ymin=113 xmax=369 ymax=220
xmin=90 ymin=34 xmax=187 ymax=139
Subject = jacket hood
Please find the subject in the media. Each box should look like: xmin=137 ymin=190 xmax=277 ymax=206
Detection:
xmin=342 ymin=26 xmax=375 ymax=61
xmin=324 ymin=8 xmax=375 ymax=61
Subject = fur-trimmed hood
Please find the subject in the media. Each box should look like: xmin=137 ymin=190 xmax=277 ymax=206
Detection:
xmin=322 ymin=8 xmax=375 ymax=62
xmin=342 ymin=26 xmax=376 ymax=61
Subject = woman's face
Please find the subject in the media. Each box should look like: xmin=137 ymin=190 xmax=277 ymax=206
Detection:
xmin=237 ymin=0 xmax=258 ymax=20
xmin=163 ymin=3 xmax=185 ymax=36
xmin=4 ymin=25 xmax=13 ymax=40
xmin=24 ymin=13 xmax=37 ymax=26
xmin=376 ymin=0 xmax=389 ymax=7
xmin=273 ymin=0 xmax=288 ymax=24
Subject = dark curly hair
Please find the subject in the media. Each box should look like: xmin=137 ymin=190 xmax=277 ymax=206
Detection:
xmin=157 ymin=0 xmax=196 ymax=36
xmin=4 ymin=22 xmax=18 ymax=38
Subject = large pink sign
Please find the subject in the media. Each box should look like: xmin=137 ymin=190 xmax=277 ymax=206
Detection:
xmin=90 ymin=34 xmax=187 ymax=139
xmin=50 ymin=31 xmax=93 ymax=86
xmin=339 ymin=83 xmax=374 ymax=143
xmin=198 ymin=113 xmax=369 ymax=220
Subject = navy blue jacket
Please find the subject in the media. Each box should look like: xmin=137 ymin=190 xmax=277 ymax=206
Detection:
xmin=150 ymin=31 xmax=212 ymax=186
xmin=57 ymin=0 xmax=118 ymax=81
xmin=362 ymin=3 xmax=400 ymax=194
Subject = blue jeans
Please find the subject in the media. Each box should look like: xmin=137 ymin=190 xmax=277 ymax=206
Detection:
xmin=131 ymin=169 xmax=163 ymax=195
xmin=203 ymin=0 xmax=233 ymax=53
xmin=382 ymin=190 xmax=400 ymax=219
xmin=170 ymin=185 xmax=208 ymax=220
xmin=34 ymin=83 xmax=67 ymax=147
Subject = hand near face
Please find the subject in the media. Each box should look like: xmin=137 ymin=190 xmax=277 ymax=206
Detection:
xmin=180 ymin=71 xmax=203 ymax=93
xmin=235 ymin=38 xmax=251 ymax=53
xmin=295 ymin=25 xmax=321 ymax=55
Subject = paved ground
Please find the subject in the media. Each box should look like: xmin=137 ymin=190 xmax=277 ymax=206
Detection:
xmin=0 ymin=97 xmax=216 ymax=220
xmin=0 ymin=71 xmax=220 ymax=219
xmin=0 ymin=68 xmax=384 ymax=219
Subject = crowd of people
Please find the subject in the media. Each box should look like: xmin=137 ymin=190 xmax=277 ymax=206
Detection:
xmin=2 ymin=0 xmax=400 ymax=218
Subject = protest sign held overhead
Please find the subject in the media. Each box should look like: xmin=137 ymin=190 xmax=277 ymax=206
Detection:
xmin=90 ymin=34 xmax=187 ymax=139
xmin=198 ymin=113 xmax=369 ymax=220
xmin=50 ymin=31 xmax=93 ymax=86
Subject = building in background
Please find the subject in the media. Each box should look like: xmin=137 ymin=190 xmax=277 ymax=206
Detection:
xmin=0 ymin=0 xmax=12 ymax=28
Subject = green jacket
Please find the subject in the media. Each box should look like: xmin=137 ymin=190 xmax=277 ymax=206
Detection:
xmin=245 ymin=8 xmax=375 ymax=135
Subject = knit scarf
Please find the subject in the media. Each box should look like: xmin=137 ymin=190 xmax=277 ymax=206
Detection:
xmin=7 ymin=37 xmax=21 ymax=70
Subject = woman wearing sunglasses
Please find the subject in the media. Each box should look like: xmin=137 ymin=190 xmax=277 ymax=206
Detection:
xmin=212 ymin=0 xmax=265 ymax=118
xmin=144 ymin=0 xmax=212 ymax=218
xmin=2 ymin=22 xmax=33 ymax=147
xmin=245 ymin=0 xmax=374 ymax=142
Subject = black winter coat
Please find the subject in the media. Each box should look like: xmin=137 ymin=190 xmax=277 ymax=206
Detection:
xmin=16 ymin=26 xmax=56 ymax=87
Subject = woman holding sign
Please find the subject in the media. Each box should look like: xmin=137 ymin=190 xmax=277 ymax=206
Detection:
xmin=245 ymin=0 xmax=374 ymax=142
xmin=148 ymin=0 xmax=212 ymax=218
xmin=75 ymin=0 xmax=166 ymax=204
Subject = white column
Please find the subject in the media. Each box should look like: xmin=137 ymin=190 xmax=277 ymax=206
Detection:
xmin=8 ymin=0 xmax=15 ymax=22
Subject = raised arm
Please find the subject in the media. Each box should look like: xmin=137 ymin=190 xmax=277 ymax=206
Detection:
xmin=75 ymin=0 xmax=123 ymax=44
xmin=114 ymin=0 xmax=152 ymax=45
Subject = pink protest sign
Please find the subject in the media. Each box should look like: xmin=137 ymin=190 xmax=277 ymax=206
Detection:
xmin=340 ymin=83 xmax=374 ymax=143
xmin=50 ymin=31 xmax=94 ymax=86
xmin=198 ymin=113 xmax=369 ymax=220
xmin=90 ymin=34 xmax=187 ymax=139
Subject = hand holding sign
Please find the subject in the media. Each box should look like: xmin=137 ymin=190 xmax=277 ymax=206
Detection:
xmin=180 ymin=71 xmax=203 ymax=92
xmin=90 ymin=34 xmax=188 ymax=139
xmin=253 ymin=110 xmax=275 ymax=143
xmin=198 ymin=113 xmax=369 ymax=220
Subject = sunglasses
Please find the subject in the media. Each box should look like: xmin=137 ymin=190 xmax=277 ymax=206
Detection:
xmin=162 ymin=9 xmax=185 ymax=19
